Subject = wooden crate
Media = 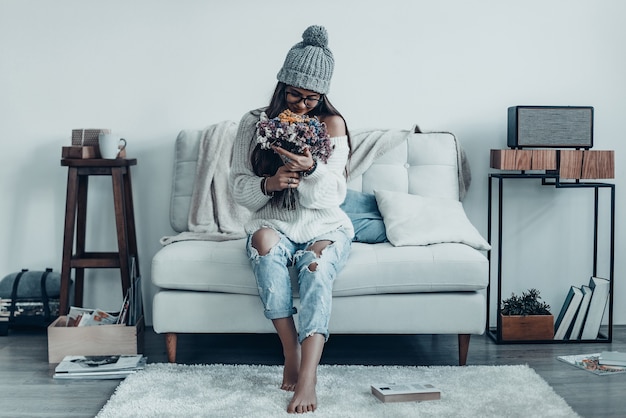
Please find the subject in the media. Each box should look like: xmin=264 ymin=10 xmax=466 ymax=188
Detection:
xmin=500 ymin=314 xmax=554 ymax=341
xmin=47 ymin=315 xmax=144 ymax=363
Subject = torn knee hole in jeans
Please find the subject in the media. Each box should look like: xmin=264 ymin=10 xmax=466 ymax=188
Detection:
xmin=250 ymin=241 xmax=288 ymax=261
xmin=294 ymin=249 xmax=320 ymax=272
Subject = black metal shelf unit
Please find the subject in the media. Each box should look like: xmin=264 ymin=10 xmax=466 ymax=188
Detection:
xmin=487 ymin=172 xmax=615 ymax=344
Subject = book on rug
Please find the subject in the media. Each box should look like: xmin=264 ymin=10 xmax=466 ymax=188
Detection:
xmin=371 ymin=383 xmax=441 ymax=403
xmin=557 ymin=353 xmax=626 ymax=376
xmin=54 ymin=354 xmax=146 ymax=380
xmin=554 ymin=286 xmax=583 ymax=340
xmin=567 ymin=284 xmax=592 ymax=340
xmin=580 ymin=276 xmax=610 ymax=340
xmin=599 ymin=351 xmax=626 ymax=367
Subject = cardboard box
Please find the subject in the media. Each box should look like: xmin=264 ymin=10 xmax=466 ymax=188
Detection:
xmin=47 ymin=315 xmax=144 ymax=363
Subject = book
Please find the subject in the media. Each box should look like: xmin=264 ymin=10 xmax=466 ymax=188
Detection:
xmin=568 ymin=285 xmax=592 ymax=340
xmin=119 ymin=256 xmax=143 ymax=327
xmin=557 ymin=353 xmax=626 ymax=376
xmin=599 ymin=351 xmax=626 ymax=367
xmin=553 ymin=286 xmax=583 ymax=340
xmin=53 ymin=354 xmax=146 ymax=380
xmin=371 ymin=383 xmax=441 ymax=403
xmin=580 ymin=276 xmax=610 ymax=340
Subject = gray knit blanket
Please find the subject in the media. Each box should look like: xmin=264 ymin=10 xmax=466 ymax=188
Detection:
xmin=159 ymin=121 xmax=249 ymax=245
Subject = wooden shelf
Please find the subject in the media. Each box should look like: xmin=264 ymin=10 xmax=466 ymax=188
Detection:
xmin=490 ymin=149 xmax=614 ymax=179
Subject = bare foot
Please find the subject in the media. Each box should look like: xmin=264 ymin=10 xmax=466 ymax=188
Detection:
xmin=282 ymin=348 xmax=300 ymax=391
xmin=287 ymin=372 xmax=317 ymax=414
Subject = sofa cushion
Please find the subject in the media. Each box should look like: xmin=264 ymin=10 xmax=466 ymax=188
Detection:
xmin=374 ymin=190 xmax=491 ymax=251
xmin=152 ymin=239 xmax=488 ymax=297
xmin=340 ymin=189 xmax=387 ymax=243
xmin=347 ymin=132 xmax=461 ymax=200
xmin=169 ymin=130 xmax=203 ymax=232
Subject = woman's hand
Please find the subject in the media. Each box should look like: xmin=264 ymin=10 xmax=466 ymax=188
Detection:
xmin=265 ymin=165 xmax=301 ymax=193
xmin=271 ymin=145 xmax=315 ymax=173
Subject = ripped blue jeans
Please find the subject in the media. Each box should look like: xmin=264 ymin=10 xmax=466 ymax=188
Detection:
xmin=246 ymin=227 xmax=352 ymax=343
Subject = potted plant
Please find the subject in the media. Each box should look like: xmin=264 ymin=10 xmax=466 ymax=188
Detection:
xmin=500 ymin=288 xmax=554 ymax=341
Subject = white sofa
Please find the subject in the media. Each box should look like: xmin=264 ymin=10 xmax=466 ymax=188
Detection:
xmin=151 ymin=127 xmax=489 ymax=365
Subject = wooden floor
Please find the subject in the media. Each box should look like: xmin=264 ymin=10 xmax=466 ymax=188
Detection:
xmin=1 ymin=326 xmax=625 ymax=418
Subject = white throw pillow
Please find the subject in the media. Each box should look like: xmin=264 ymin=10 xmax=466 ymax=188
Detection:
xmin=374 ymin=190 xmax=491 ymax=250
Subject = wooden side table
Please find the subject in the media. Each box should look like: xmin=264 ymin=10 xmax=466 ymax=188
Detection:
xmin=59 ymin=158 xmax=140 ymax=315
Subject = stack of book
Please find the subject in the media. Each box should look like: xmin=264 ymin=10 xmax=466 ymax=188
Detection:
xmin=554 ymin=276 xmax=610 ymax=340
xmin=0 ymin=303 xmax=8 ymax=336
xmin=53 ymin=354 xmax=146 ymax=380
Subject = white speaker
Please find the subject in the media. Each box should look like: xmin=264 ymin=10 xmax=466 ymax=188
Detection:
xmin=507 ymin=106 xmax=594 ymax=148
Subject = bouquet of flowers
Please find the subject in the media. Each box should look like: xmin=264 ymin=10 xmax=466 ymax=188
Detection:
xmin=256 ymin=109 xmax=333 ymax=163
xmin=255 ymin=109 xmax=333 ymax=209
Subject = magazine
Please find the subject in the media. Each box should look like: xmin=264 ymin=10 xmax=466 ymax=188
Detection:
xmin=63 ymin=256 xmax=143 ymax=328
xmin=66 ymin=306 xmax=120 ymax=327
xmin=371 ymin=383 xmax=441 ymax=403
xmin=557 ymin=353 xmax=626 ymax=375
xmin=53 ymin=369 xmax=142 ymax=380
xmin=53 ymin=354 xmax=146 ymax=380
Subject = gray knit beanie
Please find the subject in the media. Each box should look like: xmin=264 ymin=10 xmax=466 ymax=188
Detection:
xmin=277 ymin=25 xmax=334 ymax=94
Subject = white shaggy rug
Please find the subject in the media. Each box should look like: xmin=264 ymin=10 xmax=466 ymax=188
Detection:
xmin=97 ymin=363 xmax=578 ymax=418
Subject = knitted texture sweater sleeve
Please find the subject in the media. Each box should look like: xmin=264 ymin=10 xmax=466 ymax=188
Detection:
xmin=230 ymin=109 xmax=354 ymax=243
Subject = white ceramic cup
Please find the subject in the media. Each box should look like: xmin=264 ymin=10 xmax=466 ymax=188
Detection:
xmin=99 ymin=133 xmax=127 ymax=159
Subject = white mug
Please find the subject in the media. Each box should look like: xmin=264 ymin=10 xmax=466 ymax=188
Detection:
xmin=99 ymin=133 xmax=127 ymax=159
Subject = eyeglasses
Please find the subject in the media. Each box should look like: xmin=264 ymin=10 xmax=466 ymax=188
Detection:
xmin=285 ymin=90 xmax=323 ymax=108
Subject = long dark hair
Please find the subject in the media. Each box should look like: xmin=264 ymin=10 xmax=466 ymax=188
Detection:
xmin=251 ymin=82 xmax=352 ymax=179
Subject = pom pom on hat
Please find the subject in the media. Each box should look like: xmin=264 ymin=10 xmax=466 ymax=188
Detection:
xmin=277 ymin=25 xmax=334 ymax=95
xmin=302 ymin=25 xmax=328 ymax=48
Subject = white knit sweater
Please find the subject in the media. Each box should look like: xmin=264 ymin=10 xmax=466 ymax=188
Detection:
xmin=230 ymin=109 xmax=354 ymax=243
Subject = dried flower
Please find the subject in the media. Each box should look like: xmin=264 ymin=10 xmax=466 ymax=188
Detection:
xmin=256 ymin=109 xmax=333 ymax=164
xmin=255 ymin=110 xmax=334 ymax=209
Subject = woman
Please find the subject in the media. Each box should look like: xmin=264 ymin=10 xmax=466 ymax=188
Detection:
xmin=230 ymin=25 xmax=353 ymax=414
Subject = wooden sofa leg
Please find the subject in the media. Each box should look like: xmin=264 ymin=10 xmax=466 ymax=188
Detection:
xmin=458 ymin=334 xmax=470 ymax=366
xmin=165 ymin=333 xmax=177 ymax=363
